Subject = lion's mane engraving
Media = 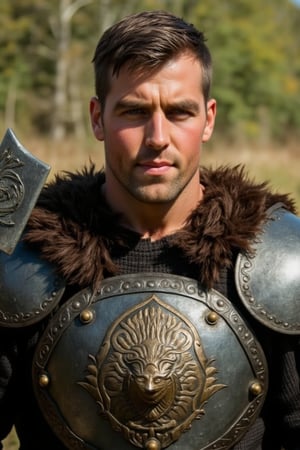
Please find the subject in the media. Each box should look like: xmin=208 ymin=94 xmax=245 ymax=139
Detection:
xmin=79 ymin=295 xmax=225 ymax=448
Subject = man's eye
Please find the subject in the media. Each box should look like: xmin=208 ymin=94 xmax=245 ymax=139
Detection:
xmin=123 ymin=108 xmax=147 ymax=116
xmin=167 ymin=109 xmax=192 ymax=119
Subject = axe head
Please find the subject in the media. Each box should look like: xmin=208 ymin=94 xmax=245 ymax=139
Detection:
xmin=0 ymin=129 xmax=50 ymax=254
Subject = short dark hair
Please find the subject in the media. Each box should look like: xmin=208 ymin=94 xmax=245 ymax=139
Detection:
xmin=92 ymin=10 xmax=212 ymax=108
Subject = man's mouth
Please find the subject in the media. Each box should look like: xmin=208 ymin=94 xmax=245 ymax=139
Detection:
xmin=137 ymin=160 xmax=173 ymax=175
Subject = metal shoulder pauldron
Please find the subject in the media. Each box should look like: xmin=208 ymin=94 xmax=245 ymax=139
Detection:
xmin=0 ymin=129 xmax=65 ymax=327
xmin=0 ymin=239 xmax=65 ymax=327
xmin=236 ymin=203 xmax=300 ymax=334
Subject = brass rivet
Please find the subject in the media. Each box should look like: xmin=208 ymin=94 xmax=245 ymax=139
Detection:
xmin=145 ymin=438 xmax=161 ymax=450
xmin=39 ymin=373 xmax=50 ymax=387
xmin=80 ymin=309 xmax=94 ymax=324
xmin=250 ymin=381 xmax=263 ymax=396
xmin=206 ymin=311 xmax=219 ymax=325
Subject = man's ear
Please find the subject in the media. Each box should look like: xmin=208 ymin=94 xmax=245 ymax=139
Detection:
xmin=202 ymin=98 xmax=217 ymax=143
xmin=90 ymin=96 xmax=104 ymax=141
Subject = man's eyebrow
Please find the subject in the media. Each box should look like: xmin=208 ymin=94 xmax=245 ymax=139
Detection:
xmin=114 ymin=99 xmax=148 ymax=111
xmin=168 ymin=100 xmax=200 ymax=113
xmin=114 ymin=98 xmax=201 ymax=113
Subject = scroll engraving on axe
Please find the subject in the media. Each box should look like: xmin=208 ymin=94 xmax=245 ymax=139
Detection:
xmin=0 ymin=129 xmax=50 ymax=255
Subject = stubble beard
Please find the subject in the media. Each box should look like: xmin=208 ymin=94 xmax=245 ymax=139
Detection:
xmin=106 ymin=156 xmax=200 ymax=205
xmin=121 ymin=171 xmax=197 ymax=205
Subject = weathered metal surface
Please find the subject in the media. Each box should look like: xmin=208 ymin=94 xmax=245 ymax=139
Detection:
xmin=0 ymin=128 xmax=50 ymax=254
xmin=33 ymin=273 xmax=268 ymax=450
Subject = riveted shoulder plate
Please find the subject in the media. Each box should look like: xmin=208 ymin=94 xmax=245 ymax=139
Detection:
xmin=235 ymin=204 xmax=300 ymax=334
xmin=0 ymin=239 xmax=65 ymax=327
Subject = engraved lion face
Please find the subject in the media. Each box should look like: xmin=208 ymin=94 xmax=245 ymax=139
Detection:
xmin=79 ymin=297 xmax=226 ymax=447
xmin=125 ymin=338 xmax=176 ymax=406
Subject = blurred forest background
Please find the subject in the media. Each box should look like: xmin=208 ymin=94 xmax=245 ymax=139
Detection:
xmin=1 ymin=1 xmax=300 ymax=448
xmin=1 ymin=0 xmax=300 ymax=141
xmin=1 ymin=0 xmax=300 ymax=212
xmin=1 ymin=0 xmax=300 ymax=143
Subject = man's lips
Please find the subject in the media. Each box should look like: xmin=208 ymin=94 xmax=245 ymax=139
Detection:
xmin=137 ymin=160 xmax=173 ymax=174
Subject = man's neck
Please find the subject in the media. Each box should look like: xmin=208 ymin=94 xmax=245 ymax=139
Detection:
xmin=102 ymin=183 xmax=205 ymax=241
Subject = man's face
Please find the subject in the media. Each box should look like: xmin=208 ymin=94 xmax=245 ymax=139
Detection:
xmin=90 ymin=52 xmax=216 ymax=207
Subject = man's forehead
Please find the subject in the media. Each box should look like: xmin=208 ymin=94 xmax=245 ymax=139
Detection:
xmin=109 ymin=51 xmax=202 ymax=83
xmin=102 ymin=52 xmax=205 ymax=112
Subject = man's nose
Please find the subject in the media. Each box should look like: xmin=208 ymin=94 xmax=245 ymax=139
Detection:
xmin=144 ymin=112 xmax=170 ymax=151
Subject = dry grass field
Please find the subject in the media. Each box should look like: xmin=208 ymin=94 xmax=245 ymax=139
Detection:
xmin=2 ymin=138 xmax=300 ymax=449
xmin=8 ymin=134 xmax=300 ymax=208
xmin=21 ymin=136 xmax=300 ymax=210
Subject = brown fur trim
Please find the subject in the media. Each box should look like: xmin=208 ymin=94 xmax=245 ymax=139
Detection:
xmin=24 ymin=164 xmax=296 ymax=289
xmin=172 ymin=165 xmax=296 ymax=287
xmin=25 ymin=166 xmax=121 ymax=288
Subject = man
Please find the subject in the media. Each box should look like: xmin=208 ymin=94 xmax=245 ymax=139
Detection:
xmin=1 ymin=10 xmax=300 ymax=450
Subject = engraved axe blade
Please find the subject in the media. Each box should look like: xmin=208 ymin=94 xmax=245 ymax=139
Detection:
xmin=0 ymin=128 xmax=50 ymax=254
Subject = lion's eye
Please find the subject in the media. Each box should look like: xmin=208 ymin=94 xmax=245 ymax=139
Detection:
xmin=154 ymin=377 xmax=162 ymax=384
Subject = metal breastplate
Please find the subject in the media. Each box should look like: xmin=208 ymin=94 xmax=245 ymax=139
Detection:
xmin=33 ymin=273 xmax=268 ymax=450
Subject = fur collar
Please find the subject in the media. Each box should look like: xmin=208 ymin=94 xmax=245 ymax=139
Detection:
xmin=24 ymin=165 xmax=295 ymax=289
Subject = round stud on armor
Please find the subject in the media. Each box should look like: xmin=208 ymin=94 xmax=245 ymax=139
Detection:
xmin=39 ymin=373 xmax=50 ymax=388
xmin=206 ymin=310 xmax=219 ymax=325
xmin=249 ymin=381 xmax=263 ymax=396
xmin=79 ymin=309 xmax=94 ymax=324
xmin=145 ymin=438 xmax=161 ymax=450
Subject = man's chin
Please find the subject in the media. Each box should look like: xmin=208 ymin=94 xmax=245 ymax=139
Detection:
xmin=132 ymin=186 xmax=179 ymax=204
